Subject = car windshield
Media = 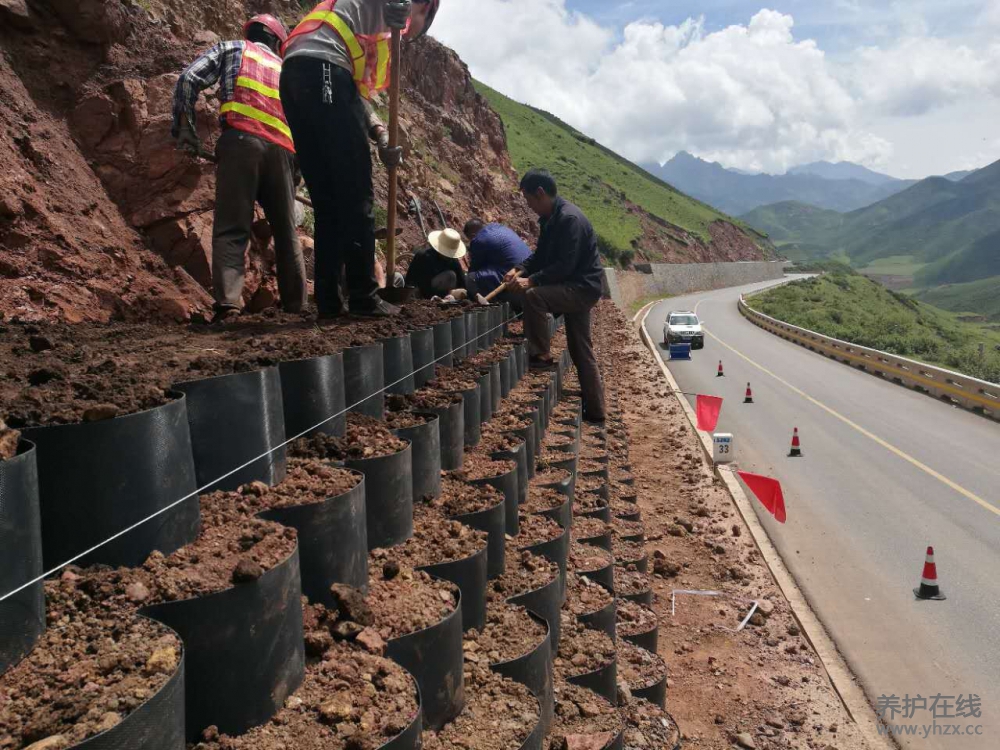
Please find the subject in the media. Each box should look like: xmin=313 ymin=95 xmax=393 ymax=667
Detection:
xmin=670 ymin=315 xmax=698 ymax=326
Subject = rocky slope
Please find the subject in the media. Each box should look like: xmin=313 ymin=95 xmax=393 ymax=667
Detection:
xmin=0 ymin=0 xmax=535 ymax=323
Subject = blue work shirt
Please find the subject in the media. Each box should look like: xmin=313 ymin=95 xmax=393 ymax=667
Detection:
xmin=468 ymin=224 xmax=532 ymax=294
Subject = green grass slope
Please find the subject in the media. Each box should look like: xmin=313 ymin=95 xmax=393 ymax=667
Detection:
xmin=476 ymin=82 xmax=764 ymax=261
xmin=914 ymin=276 xmax=1000 ymax=322
xmin=751 ymin=270 xmax=1000 ymax=383
xmin=740 ymin=158 xmax=1000 ymax=279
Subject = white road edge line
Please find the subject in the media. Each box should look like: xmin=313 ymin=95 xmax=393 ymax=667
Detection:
xmin=633 ymin=298 xmax=895 ymax=750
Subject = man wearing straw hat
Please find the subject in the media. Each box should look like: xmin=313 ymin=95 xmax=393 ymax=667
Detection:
xmin=405 ymin=227 xmax=468 ymax=299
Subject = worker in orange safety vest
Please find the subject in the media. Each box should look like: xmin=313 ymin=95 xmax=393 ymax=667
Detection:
xmin=172 ymin=14 xmax=307 ymax=321
xmin=280 ymin=0 xmax=440 ymax=318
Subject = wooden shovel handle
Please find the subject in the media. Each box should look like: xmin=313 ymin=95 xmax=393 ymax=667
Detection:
xmin=485 ymin=270 xmax=522 ymax=302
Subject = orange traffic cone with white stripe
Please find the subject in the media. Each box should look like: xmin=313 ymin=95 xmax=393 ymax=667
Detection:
xmin=788 ymin=427 xmax=802 ymax=457
xmin=744 ymin=382 xmax=754 ymax=404
xmin=717 ymin=360 xmax=725 ymax=377
xmin=913 ymin=546 xmax=946 ymax=600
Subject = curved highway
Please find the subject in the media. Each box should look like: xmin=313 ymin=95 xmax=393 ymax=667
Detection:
xmin=644 ymin=277 xmax=1000 ymax=749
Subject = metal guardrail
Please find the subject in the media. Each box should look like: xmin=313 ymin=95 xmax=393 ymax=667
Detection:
xmin=739 ymin=288 xmax=1000 ymax=420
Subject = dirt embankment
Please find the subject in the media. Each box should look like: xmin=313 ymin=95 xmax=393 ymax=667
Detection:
xmin=0 ymin=0 xmax=536 ymax=324
xmin=592 ymin=300 xmax=878 ymax=750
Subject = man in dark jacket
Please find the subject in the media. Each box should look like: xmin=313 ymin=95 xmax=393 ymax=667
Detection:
xmin=463 ymin=218 xmax=532 ymax=297
xmin=505 ymin=169 xmax=606 ymax=423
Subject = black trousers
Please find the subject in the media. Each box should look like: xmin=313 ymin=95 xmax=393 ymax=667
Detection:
xmin=213 ymin=129 xmax=306 ymax=312
xmin=280 ymin=57 xmax=378 ymax=314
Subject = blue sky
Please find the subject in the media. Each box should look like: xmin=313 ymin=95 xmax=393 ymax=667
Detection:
xmin=433 ymin=1 xmax=1000 ymax=178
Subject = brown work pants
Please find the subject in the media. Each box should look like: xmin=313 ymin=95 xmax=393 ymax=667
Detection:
xmin=521 ymin=283 xmax=606 ymax=421
xmin=212 ymin=128 xmax=307 ymax=312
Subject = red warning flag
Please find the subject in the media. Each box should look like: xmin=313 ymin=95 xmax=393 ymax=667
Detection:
xmin=737 ymin=471 xmax=786 ymax=524
xmin=695 ymin=395 xmax=723 ymax=432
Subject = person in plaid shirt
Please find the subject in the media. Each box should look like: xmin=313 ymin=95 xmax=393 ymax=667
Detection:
xmin=172 ymin=15 xmax=306 ymax=321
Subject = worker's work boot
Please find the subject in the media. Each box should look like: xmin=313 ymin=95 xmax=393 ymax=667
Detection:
xmin=350 ymin=298 xmax=400 ymax=318
xmin=211 ymin=305 xmax=240 ymax=324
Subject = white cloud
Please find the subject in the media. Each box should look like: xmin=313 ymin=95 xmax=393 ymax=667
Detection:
xmin=430 ymin=1 xmax=999 ymax=175
xmin=850 ymin=36 xmax=1000 ymax=116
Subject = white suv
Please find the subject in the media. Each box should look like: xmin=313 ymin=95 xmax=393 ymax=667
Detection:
xmin=663 ymin=311 xmax=704 ymax=349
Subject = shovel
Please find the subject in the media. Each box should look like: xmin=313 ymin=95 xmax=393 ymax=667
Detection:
xmin=377 ymin=27 xmax=417 ymax=305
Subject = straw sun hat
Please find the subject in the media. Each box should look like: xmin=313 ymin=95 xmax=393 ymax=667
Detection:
xmin=428 ymin=228 xmax=467 ymax=259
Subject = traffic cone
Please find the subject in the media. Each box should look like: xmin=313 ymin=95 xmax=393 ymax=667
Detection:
xmin=788 ymin=427 xmax=802 ymax=457
xmin=717 ymin=360 xmax=725 ymax=377
xmin=744 ymin=383 xmax=754 ymax=404
xmin=913 ymin=546 xmax=946 ymax=600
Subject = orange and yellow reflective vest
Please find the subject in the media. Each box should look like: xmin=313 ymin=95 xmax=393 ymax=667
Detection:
xmin=220 ymin=42 xmax=295 ymax=153
xmin=283 ymin=0 xmax=392 ymax=100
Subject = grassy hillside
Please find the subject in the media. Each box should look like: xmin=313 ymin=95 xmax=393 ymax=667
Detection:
xmin=751 ymin=270 xmax=1000 ymax=383
xmin=915 ymin=276 xmax=1000 ymax=322
xmin=476 ymin=82 xmax=765 ymax=263
xmin=740 ymin=159 xmax=1000 ymax=277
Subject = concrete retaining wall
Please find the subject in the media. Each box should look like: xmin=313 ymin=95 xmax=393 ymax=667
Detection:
xmin=606 ymin=261 xmax=788 ymax=310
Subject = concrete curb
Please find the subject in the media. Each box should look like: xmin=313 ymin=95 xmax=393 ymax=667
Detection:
xmin=633 ymin=299 xmax=894 ymax=750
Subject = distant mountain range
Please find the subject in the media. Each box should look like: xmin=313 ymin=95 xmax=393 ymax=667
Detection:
xmin=645 ymin=151 xmax=974 ymax=216
xmin=740 ymin=158 xmax=1000 ymax=289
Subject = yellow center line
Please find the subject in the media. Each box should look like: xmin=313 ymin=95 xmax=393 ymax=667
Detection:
xmin=691 ymin=301 xmax=1000 ymax=519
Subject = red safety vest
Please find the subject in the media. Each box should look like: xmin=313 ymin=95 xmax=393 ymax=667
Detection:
xmin=220 ymin=42 xmax=295 ymax=153
xmin=283 ymin=0 xmax=393 ymax=100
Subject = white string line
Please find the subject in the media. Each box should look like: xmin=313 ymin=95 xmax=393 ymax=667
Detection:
xmin=0 ymin=310 xmax=528 ymax=604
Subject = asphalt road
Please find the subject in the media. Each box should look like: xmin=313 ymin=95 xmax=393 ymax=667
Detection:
xmin=644 ymin=277 xmax=1000 ymax=749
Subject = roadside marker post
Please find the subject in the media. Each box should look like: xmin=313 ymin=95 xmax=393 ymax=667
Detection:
xmin=713 ymin=433 xmax=735 ymax=464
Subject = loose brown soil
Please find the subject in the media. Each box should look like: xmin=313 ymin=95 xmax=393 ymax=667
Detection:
xmin=290 ymin=413 xmax=408 ymax=461
xmin=0 ymin=587 xmax=181 ymax=749
xmin=456 ymin=455 xmax=515 ymax=482
xmin=431 ymin=475 xmax=504 ymax=517
xmin=478 ymin=419 xmax=529 ymax=454
xmin=575 ymin=474 xmax=606 ymax=494
xmin=489 ymin=551 xmax=560 ymax=603
xmin=424 ymin=367 xmax=479 ymax=392
xmin=571 ymin=518 xmax=612 ymax=545
xmin=542 ymin=433 xmax=575 ymax=451
xmin=366 ymin=568 xmax=458 ymax=640
xmin=554 ymin=616 xmax=616 ymax=678
xmin=563 ymin=572 xmax=614 ymax=617
xmin=193 ymin=640 xmax=419 ymax=750
xmin=515 ymin=513 xmax=564 ymax=549
xmin=56 ymin=509 xmax=296 ymax=614
xmin=422 ymin=664 xmax=538 ymax=750
xmin=620 ymin=696 xmax=680 ymax=750
xmin=530 ymin=468 xmax=571 ymax=486
xmin=383 ymin=407 xmax=435 ymax=430
xmin=572 ymin=494 xmax=609 ymax=515
xmin=579 ymin=447 xmax=610 ymax=463
xmin=467 ymin=602 xmax=548 ymax=666
xmin=614 ymin=569 xmax=652 ymax=599
xmin=617 ymin=639 xmax=667 ymax=692
xmin=370 ymin=505 xmax=486 ymax=569
xmin=568 ymin=542 xmax=614 ymax=575
xmin=545 ymin=680 xmax=622 ymax=750
xmin=616 ymin=599 xmax=658 ymax=639
xmin=536 ymin=451 xmax=576 ymax=468
xmin=611 ymin=518 xmax=645 ymax=540
xmin=221 ymin=460 xmax=360 ymax=515
xmin=389 ymin=389 xmax=462 ymax=412
xmin=0 ymin=420 xmax=20 ymax=461
xmin=578 ymin=459 xmax=608 ymax=476
xmin=611 ymin=499 xmax=641 ymax=520
xmin=519 ymin=487 xmax=567 ymax=516
xmin=613 ymin=539 xmax=647 ymax=568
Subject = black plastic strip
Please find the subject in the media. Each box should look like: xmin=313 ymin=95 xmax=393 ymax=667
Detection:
xmin=469 ymin=464 xmax=518 ymax=536
xmin=382 ymin=333 xmax=415 ymax=396
xmin=0 ymin=441 xmax=43 ymax=674
xmin=433 ymin=320 xmax=454 ymax=368
xmin=392 ymin=412 xmax=442 ymax=502
xmin=257 ymin=471 xmax=368 ymax=597
xmin=450 ymin=498 xmax=505 ymax=580
xmin=577 ymin=598 xmax=616 ymax=642
xmin=566 ymin=656 xmax=617 ymax=706
xmin=344 ymin=343 xmax=386 ymax=418
xmin=490 ymin=613 xmax=554 ymax=735
xmin=621 ymin=623 xmax=658 ymax=653
xmin=343 ymin=442 xmax=414 ymax=550
xmin=141 ymin=546 xmax=305 ymax=741
xmin=173 ymin=369 xmax=287 ymax=491
xmin=427 ymin=400 xmax=464 ymax=471
xmin=278 ymin=353 xmax=346 ymax=438
xmin=24 ymin=396 xmax=200 ymax=569
xmin=419 ymin=546 xmax=488 ymax=632
xmin=410 ymin=327 xmax=436 ymax=388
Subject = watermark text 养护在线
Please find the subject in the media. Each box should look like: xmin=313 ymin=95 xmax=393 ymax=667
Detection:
xmin=876 ymin=693 xmax=983 ymax=738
